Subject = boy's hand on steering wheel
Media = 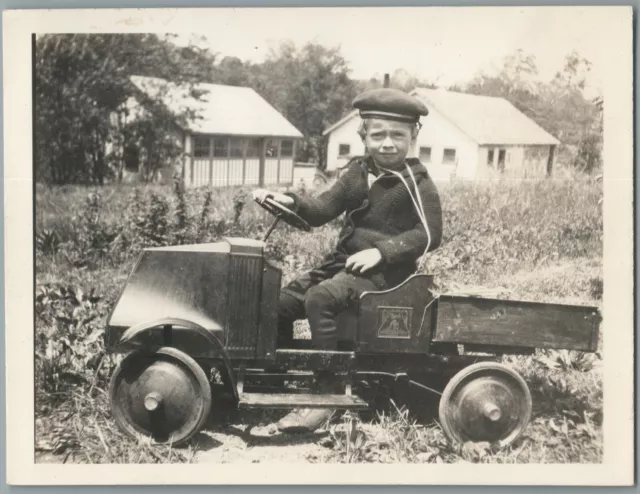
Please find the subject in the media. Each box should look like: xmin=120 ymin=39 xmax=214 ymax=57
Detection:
xmin=252 ymin=189 xmax=295 ymax=208
xmin=345 ymin=248 xmax=383 ymax=274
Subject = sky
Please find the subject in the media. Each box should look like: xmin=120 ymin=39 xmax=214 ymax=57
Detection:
xmin=170 ymin=7 xmax=608 ymax=99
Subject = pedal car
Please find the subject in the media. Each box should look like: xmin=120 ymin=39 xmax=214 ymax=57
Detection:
xmin=105 ymin=197 xmax=601 ymax=447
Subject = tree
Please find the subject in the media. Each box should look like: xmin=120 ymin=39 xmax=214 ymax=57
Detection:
xmin=113 ymin=81 xmax=203 ymax=183
xmin=462 ymin=49 xmax=603 ymax=172
xmin=207 ymin=41 xmax=358 ymax=167
xmin=465 ymin=49 xmax=541 ymax=119
xmin=213 ymin=56 xmax=254 ymax=87
xmin=35 ymin=34 xmax=217 ymax=184
xmin=253 ymin=42 xmax=360 ymax=166
xmin=537 ymin=51 xmax=602 ymax=172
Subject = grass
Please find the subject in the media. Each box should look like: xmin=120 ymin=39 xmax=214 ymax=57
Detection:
xmin=36 ymin=387 xmax=199 ymax=463
xmin=34 ymin=175 xmax=603 ymax=464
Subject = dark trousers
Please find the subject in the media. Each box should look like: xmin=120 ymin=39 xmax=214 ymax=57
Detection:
xmin=277 ymin=260 xmax=383 ymax=350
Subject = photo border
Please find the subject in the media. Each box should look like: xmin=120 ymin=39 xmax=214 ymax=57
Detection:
xmin=2 ymin=4 xmax=635 ymax=487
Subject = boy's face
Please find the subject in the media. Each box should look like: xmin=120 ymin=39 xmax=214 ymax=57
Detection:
xmin=364 ymin=119 xmax=415 ymax=170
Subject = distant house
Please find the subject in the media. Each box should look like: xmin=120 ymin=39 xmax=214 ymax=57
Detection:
xmin=119 ymin=76 xmax=303 ymax=187
xmin=322 ymin=88 xmax=560 ymax=181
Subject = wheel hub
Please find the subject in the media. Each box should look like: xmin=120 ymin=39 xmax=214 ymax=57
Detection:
xmin=144 ymin=391 xmax=163 ymax=412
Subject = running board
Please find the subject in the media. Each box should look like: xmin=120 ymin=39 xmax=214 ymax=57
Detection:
xmin=274 ymin=349 xmax=356 ymax=371
xmin=238 ymin=392 xmax=368 ymax=410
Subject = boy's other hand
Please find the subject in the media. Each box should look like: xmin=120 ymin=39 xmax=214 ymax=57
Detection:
xmin=252 ymin=189 xmax=295 ymax=207
xmin=345 ymin=249 xmax=383 ymax=274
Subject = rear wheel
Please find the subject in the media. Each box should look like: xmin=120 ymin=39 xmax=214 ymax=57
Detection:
xmin=109 ymin=347 xmax=212 ymax=446
xmin=438 ymin=362 xmax=532 ymax=447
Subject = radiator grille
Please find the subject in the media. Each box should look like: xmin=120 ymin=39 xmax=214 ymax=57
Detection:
xmin=225 ymin=255 xmax=263 ymax=356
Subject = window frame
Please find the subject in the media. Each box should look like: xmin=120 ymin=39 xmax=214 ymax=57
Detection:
xmin=280 ymin=139 xmax=294 ymax=158
xmin=193 ymin=136 xmax=211 ymax=159
xmin=487 ymin=148 xmax=495 ymax=166
xmin=265 ymin=139 xmax=279 ymax=158
xmin=419 ymin=146 xmax=432 ymax=163
xmin=229 ymin=137 xmax=244 ymax=158
xmin=338 ymin=143 xmax=351 ymax=157
xmin=213 ymin=137 xmax=229 ymax=158
xmin=442 ymin=148 xmax=457 ymax=165
xmin=246 ymin=138 xmax=260 ymax=159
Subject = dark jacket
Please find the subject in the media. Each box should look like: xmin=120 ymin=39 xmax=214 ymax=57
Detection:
xmin=288 ymin=156 xmax=443 ymax=288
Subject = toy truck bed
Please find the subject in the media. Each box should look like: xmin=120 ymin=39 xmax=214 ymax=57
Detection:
xmin=434 ymin=294 xmax=600 ymax=353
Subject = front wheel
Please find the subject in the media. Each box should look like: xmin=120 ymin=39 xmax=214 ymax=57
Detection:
xmin=438 ymin=362 xmax=532 ymax=447
xmin=109 ymin=347 xmax=212 ymax=446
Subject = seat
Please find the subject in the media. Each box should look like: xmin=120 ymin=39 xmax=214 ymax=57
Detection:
xmin=337 ymin=274 xmax=437 ymax=353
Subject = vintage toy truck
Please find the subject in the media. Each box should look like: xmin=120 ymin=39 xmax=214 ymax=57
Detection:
xmin=105 ymin=198 xmax=600 ymax=447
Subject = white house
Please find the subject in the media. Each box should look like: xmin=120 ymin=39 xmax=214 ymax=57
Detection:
xmin=118 ymin=76 xmax=304 ymax=188
xmin=322 ymin=88 xmax=560 ymax=181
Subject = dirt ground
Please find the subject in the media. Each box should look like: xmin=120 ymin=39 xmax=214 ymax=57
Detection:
xmin=188 ymin=381 xmax=444 ymax=465
xmin=192 ymin=409 xmax=411 ymax=464
xmin=194 ymin=422 xmax=335 ymax=464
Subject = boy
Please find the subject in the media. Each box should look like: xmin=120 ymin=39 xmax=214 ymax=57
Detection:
xmin=252 ymin=88 xmax=443 ymax=433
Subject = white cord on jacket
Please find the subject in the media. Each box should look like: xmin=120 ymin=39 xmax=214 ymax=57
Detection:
xmin=377 ymin=163 xmax=432 ymax=271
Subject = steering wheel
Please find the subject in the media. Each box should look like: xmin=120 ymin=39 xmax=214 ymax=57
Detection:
xmin=255 ymin=196 xmax=311 ymax=232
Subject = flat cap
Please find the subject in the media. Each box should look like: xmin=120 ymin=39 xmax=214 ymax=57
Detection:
xmin=353 ymin=88 xmax=429 ymax=123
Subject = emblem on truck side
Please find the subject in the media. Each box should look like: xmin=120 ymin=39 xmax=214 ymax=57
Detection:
xmin=377 ymin=306 xmax=412 ymax=339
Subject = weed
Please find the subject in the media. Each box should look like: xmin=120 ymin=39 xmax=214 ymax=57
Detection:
xmin=535 ymin=350 xmax=600 ymax=372
xmin=196 ymin=189 xmax=213 ymax=242
xmin=172 ymin=175 xmax=189 ymax=245
xmin=34 ymin=178 xmax=603 ymax=464
xmin=36 ymin=228 xmax=61 ymax=255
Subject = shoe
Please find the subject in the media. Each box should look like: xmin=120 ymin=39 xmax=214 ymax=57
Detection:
xmin=277 ymin=408 xmax=334 ymax=433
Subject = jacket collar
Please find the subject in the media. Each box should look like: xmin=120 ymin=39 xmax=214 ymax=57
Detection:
xmin=362 ymin=155 xmax=429 ymax=180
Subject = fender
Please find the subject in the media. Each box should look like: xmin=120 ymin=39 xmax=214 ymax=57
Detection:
xmin=118 ymin=317 xmax=238 ymax=402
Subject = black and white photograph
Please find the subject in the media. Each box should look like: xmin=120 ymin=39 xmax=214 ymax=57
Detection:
xmin=3 ymin=6 xmax=634 ymax=485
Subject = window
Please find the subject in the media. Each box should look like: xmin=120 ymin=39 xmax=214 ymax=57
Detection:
xmin=443 ymin=148 xmax=457 ymax=165
xmin=419 ymin=147 xmax=432 ymax=163
xmin=193 ymin=137 xmax=210 ymax=158
xmin=266 ymin=140 xmax=279 ymax=158
xmin=280 ymin=140 xmax=294 ymax=158
xmin=213 ymin=138 xmax=228 ymax=158
xmin=487 ymin=148 xmax=495 ymax=166
xmin=229 ymin=138 xmax=243 ymax=158
xmin=497 ymin=149 xmax=506 ymax=172
xmin=246 ymin=139 xmax=260 ymax=158
xmin=338 ymin=144 xmax=351 ymax=157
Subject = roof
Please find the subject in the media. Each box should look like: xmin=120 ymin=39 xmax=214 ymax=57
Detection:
xmin=411 ymin=88 xmax=559 ymax=146
xmin=322 ymin=109 xmax=358 ymax=136
xmin=130 ymin=76 xmax=303 ymax=138
xmin=322 ymin=88 xmax=559 ymax=146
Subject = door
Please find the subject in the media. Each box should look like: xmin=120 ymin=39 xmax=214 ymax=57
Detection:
xmin=497 ymin=149 xmax=506 ymax=172
xmin=547 ymin=145 xmax=556 ymax=176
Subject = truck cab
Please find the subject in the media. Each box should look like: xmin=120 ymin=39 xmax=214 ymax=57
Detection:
xmin=106 ymin=238 xmax=281 ymax=360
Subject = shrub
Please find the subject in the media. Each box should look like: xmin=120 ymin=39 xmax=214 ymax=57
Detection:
xmin=35 ymin=284 xmax=114 ymax=396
